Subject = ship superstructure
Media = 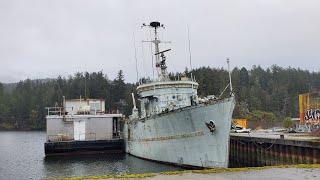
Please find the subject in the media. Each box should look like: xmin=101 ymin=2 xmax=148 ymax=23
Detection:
xmin=124 ymin=22 xmax=235 ymax=168
xmin=135 ymin=22 xmax=199 ymax=117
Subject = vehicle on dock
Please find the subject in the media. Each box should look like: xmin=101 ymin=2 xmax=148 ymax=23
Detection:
xmin=231 ymin=124 xmax=251 ymax=133
xmin=44 ymin=97 xmax=124 ymax=156
xmin=123 ymin=21 xmax=235 ymax=168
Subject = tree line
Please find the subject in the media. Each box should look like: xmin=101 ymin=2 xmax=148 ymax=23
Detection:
xmin=0 ymin=70 xmax=134 ymax=130
xmin=1 ymin=65 xmax=320 ymax=130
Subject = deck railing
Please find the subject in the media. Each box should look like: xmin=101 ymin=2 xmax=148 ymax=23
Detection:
xmin=45 ymin=106 xmax=73 ymax=116
xmin=46 ymin=106 xmax=104 ymax=116
xmin=47 ymin=132 xmax=123 ymax=142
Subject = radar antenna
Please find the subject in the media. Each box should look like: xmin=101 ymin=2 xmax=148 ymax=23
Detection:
xmin=142 ymin=22 xmax=171 ymax=81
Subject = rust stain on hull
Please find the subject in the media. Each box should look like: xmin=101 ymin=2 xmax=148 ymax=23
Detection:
xmin=129 ymin=131 xmax=204 ymax=142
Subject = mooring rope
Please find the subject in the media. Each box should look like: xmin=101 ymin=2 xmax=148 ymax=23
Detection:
xmin=246 ymin=132 xmax=278 ymax=150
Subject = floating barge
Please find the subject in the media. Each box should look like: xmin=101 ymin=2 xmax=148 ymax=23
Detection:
xmin=45 ymin=139 xmax=124 ymax=156
xmin=44 ymin=97 xmax=124 ymax=156
xmin=229 ymin=131 xmax=320 ymax=167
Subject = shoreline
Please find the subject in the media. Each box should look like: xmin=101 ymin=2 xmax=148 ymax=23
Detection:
xmin=48 ymin=164 xmax=320 ymax=180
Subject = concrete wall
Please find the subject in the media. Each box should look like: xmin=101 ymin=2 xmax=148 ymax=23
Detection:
xmin=229 ymin=134 xmax=320 ymax=167
xmin=247 ymin=120 xmax=275 ymax=129
xmin=299 ymin=92 xmax=320 ymax=124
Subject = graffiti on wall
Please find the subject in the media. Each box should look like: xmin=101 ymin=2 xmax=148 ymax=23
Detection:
xmin=304 ymin=109 xmax=320 ymax=123
xmin=304 ymin=109 xmax=320 ymax=120
xmin=299 ymin=92 xmax=320 ymax=124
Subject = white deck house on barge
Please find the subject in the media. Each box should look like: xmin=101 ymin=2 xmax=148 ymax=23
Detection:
xmin=46 ymin=98 xmax=123 ymax=142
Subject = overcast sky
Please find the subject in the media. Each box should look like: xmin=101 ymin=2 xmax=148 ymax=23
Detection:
xmin=1 ymin=0 xmax=320 ymax=83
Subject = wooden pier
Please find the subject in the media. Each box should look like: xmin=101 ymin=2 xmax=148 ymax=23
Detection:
xmin=229 ymin=132 xmax=320 ymax=167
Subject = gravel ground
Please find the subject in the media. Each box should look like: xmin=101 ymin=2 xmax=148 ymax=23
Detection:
xmin=100 ymin=168 xmax=320 ymax=180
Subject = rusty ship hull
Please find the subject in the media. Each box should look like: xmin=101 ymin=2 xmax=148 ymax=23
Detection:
xmin=124 ymin=96 xmax=235 ymax=168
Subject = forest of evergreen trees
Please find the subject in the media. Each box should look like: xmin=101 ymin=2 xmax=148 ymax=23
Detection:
xmin=0 ymin=65 xmax=320 ymax=130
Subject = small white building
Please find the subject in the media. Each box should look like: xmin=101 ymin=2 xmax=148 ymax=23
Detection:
xmin=64 ymin=98 xmax=106 ymax=115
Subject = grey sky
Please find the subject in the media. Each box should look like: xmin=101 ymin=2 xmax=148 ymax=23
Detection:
xmin=0 ymin=0 xmax=320 ymax=83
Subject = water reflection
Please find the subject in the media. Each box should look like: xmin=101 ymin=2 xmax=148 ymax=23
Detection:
xmin=43 ymin=154 xmax=127 ymax=178
xmin=43 ymin=154 xmax=184 ymax=178
xmin=0 ymin=131 xmax=184 ymax=179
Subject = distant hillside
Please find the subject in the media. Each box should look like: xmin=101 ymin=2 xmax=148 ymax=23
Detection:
xmin=3 ymin=82 xmax=17 ymax=93
xmin=1 ymin=65 xmax=320 ymax=130
xmin=3 ymin=78 xmax=54 ymax=93
xmin=0 ymin=71 xmax=130 ymax=130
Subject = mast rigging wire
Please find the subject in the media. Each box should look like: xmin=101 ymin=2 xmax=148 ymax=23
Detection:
xmin=187 ymin=25 xmax=193 ymax=70
xmin=149 ymin=28 xmax=155 ymax=81
xmin=133 ymin=32 xmax=139 ymax=82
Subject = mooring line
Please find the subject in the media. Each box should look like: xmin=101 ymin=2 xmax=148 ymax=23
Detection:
xmin=247 ymin=132 xmax=278 ymax=150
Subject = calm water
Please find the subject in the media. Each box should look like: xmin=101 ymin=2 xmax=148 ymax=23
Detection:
xmin=0 ymin=131 xmax=184 ymax=180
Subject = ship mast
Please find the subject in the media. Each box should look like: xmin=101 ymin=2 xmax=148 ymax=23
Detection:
xmin=142 ymin=22 xmax=170 ymax=81
xmin=227 ymin=58 xmax=234 ymax=96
